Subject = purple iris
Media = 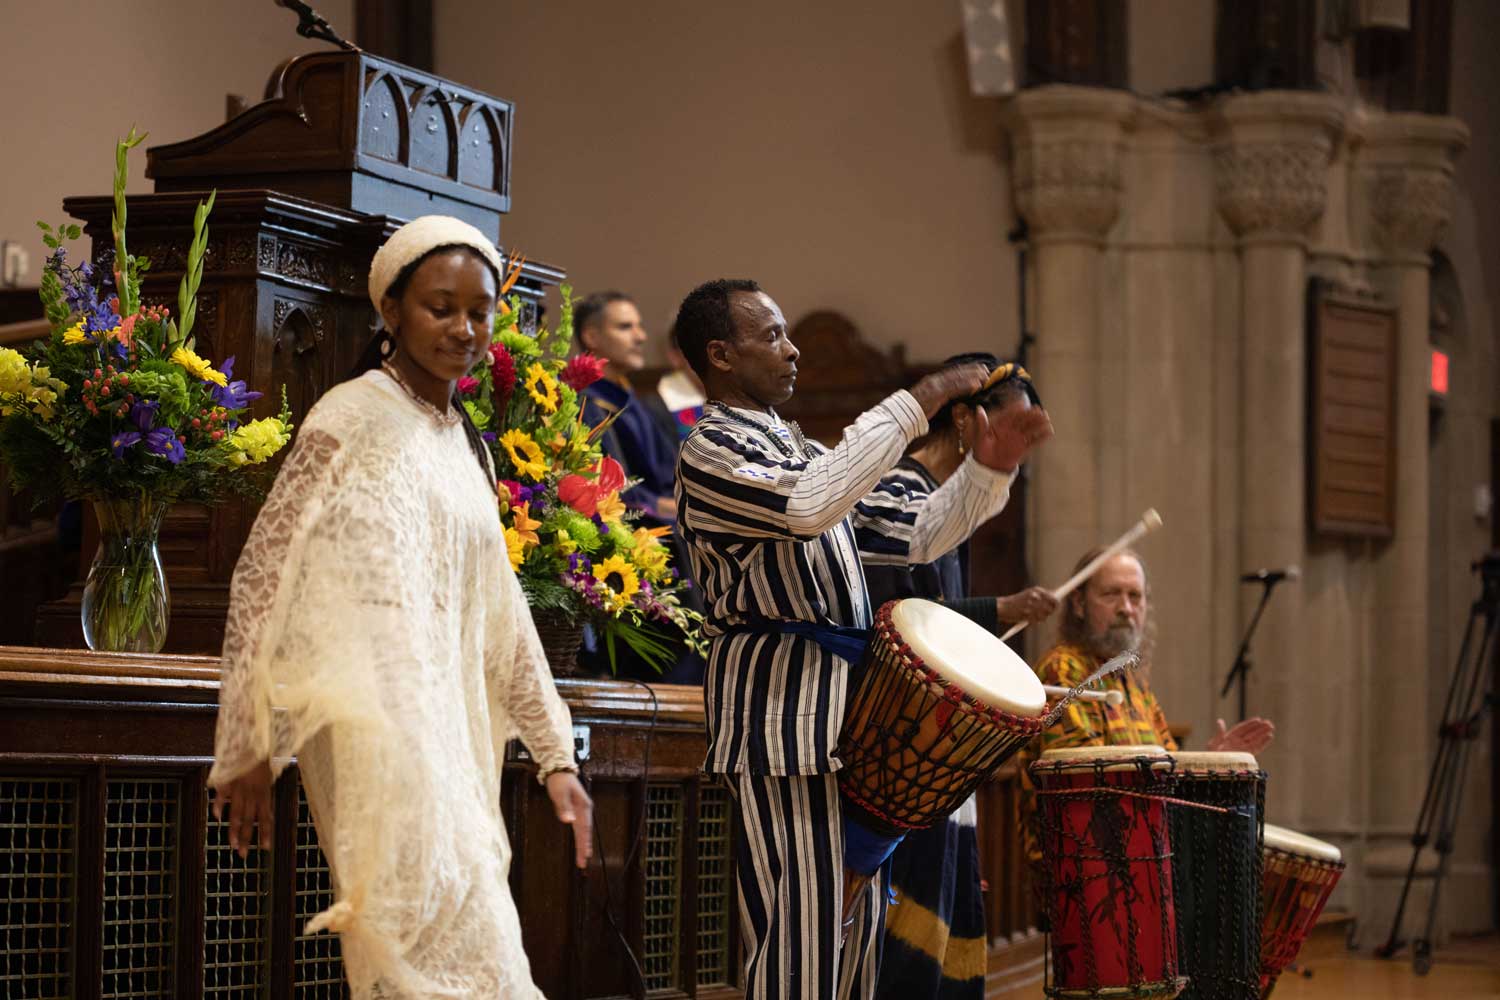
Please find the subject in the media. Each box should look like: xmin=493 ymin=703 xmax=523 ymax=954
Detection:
xmin=208 ymin=356 xmax=262 ymax=409
xmin=110 ymin=429 xmax=141 ymax=459
xmin=143 ymin=426 xmax=185 ymax=464
xmin=108 ymin=401 xmax=182 ymax=464
xmin=481 ymin=431 xmax=498 ymax=444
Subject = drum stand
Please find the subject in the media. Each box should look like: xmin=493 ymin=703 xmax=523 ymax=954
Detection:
xmin=1374 ymin=552 xmax=1500 ymax=975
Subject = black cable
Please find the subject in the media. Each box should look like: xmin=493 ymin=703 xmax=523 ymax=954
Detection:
xmin=583 ymin=677 xmax=661 ymax=998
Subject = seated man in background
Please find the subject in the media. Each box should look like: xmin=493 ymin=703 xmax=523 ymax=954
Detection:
xmin=1020 ymin=548 xmax=1276 ymax=860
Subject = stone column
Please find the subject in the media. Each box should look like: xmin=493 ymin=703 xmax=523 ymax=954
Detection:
xmin=1213 ymin=92 xmax=1343 ymax=815
xmin=1356 ymin=114 xmax=1468 ymax=834
xmin=1005 ymin=85 xmax=1135 ymax=595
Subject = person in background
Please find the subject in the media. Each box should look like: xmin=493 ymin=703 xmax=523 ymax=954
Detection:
xmin=573 ymin=290 xmax=704 ymax=682
xmin=859 ymin=355 xmax=1058 ymax=1000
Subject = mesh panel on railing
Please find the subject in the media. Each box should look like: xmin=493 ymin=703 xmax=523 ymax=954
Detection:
xmin=102 ymin=778 xmax=179 ymax=999
xmin=696 ymin=781 xmax=733 ymax=987
xmin=0 ymin=778 xmax=76 ymax=998
xmin=643 ymin=784 xmax=683 ymax=991
xmin=294 ymin=784 xmax=349 ymax=999
xmin=204 ymin=792 xmax=271 ymax=997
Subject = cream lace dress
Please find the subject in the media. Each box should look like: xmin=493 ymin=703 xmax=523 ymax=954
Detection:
xmin=209 ymin=369 xmax=576 ymax=998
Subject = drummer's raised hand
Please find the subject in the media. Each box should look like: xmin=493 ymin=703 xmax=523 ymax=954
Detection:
xmin=1207 ymin=717 xmax=1276 ymax=755
xmin=909 ymin=363 xmax=990 ymax=419
xmin=968 ymin=401 xmax=1054 ymax=473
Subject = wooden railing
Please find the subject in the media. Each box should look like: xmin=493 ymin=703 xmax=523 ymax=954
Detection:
xmin=0 ymin=646 xmax=1051 ymax=998
xmin=0 ymin=648 xmax=741 ymax=999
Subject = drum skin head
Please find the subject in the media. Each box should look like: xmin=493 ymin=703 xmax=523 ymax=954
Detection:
xmin=889 ymin=598 xmax=1045 ymax=717
xmin=1262 ymin=823 xmax=1342 ymax=862
xmin=1170 ymin=751 xmax=1260 ymax=771
xmin=1038 ymin=745 xmax=1172 ymax=773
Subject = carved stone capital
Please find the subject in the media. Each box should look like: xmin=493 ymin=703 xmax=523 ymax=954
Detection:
xmin=1005 ymin=85 xmax=1136 ymax=244
xmin=1213 ymin=91 xmax=1344 ymax=244
xmin=1355 ymin=114 xmax=1469 ymax=266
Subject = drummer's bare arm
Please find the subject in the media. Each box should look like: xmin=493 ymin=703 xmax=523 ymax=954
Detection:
xmin=678 ymin=392 xmax=927 ymax=540
xmin=996 ymin=587 xmax=1060 ymax=625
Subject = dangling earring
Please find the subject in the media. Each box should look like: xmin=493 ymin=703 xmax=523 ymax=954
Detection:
xmin=957 ymin=421 xmax=967 ymax=455
xmin=380 ymin=330 xmax=396 ymax=358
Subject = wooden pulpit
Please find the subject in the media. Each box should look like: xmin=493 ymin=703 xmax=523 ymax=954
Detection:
xmin=33 ymin=49 xmax=563 ymax=653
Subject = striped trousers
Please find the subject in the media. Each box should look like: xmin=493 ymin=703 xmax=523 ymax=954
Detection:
xmin=731 ymin=773 xmax=888 ymax=1000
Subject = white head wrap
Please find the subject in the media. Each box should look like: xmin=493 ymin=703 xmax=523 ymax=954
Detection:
xmin=366 ymin=215 xmax=505 ymax=316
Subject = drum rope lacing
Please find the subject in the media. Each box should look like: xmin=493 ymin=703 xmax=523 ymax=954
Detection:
xmin=836 ymin=602 xmax=1045 ymax=832
xmin=1170 ymin=768 xmax=1266 ymax=1000
xmin=1033 ymin=756 xmax=1182 ymax=998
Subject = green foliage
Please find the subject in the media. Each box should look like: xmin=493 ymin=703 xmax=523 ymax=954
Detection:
xmin=173 ymin=190 xmax=216 ymax=350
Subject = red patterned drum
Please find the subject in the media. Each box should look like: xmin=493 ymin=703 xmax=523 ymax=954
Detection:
xmin=1032 ymin=746 xmax=1186 ymax=999
xmin=1258 ymin=824 xmax=1344 ymax=997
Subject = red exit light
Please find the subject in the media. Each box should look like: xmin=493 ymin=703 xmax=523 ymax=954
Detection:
xmin=1431 ymin=349 xmax=1449 ymax=396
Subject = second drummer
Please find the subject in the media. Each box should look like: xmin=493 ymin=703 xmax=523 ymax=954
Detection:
xmin=857 ymin=354 xmax=1058 ymax=1000
xmin=671 ymin=279 xmax=1052 ymax=1000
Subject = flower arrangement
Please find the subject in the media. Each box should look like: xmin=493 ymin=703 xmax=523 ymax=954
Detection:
xmin=462 ymin=263 xmax=705 ymax=673
xmin=0 ymin=129 xmax=294 ymax=651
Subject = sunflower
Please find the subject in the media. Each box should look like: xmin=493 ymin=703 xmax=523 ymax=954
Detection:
xmin=503 ymin=526 xmax=526 ymax=571
xmin=593 ymin=554 xmax=640 ymax=604
xmin=499 ymin=429 xmax=548 ymax=481
xmin=523 ymin=362 xmax=559 ymax=413
xmin=170 ymin=346 xmax=228 ymax=387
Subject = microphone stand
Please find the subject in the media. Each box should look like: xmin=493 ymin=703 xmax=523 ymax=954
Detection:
xmin=1220 ymin=577 xmax=1287 ymax=723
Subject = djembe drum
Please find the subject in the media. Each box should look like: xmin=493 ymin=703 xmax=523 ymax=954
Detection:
xmin=1031 ymin=746 xmax=1185 ymax=999
xmin=836 ymin=599 xmax=1046 ymax=916
xmin=1168 ymin=752 xmax=1267 ymax=1000
xmin=837 ymin=598 xmax=1047 ymax=834
xmin=1258 ymin=824 xmax=1344 ymax=997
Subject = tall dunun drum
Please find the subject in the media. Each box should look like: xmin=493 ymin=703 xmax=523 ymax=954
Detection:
xmin=1168 ymin=752 xmax=1267 ymax=1000
xmin=1258 ymin=824 xmax=1344 ymax=997
xmin=838 ymin=599 xmax=1047 ymax=836
xmin=1031 ymin=745 xmax=1185 ymax=999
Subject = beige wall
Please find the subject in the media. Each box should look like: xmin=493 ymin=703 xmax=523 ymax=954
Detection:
xmin=435 ymin=1 xmax=1021 ymax=363
xmin=0 ymin=0 xmax=354 ymax=272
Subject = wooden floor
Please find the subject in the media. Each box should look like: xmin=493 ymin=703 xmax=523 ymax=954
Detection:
xmin=989 ymin=930 xmax=1500 ymax=999
xmin=1270 ymin=934 xmax=1500 ymax=1000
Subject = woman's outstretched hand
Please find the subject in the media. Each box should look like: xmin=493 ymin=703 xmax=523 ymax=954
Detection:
xmin=546 ymin=771 xmax=595 ymax=870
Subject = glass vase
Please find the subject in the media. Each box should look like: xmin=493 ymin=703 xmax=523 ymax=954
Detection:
xmin=81 ymin=498 xmax=171 ymax=654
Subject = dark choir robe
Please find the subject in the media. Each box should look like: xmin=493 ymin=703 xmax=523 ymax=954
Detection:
xmin=865 ymin=456 xmax=990 ymax=1000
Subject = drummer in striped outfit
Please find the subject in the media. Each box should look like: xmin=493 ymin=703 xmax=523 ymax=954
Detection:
xmin=671 ymin=279 xmax=1053 ymax=1000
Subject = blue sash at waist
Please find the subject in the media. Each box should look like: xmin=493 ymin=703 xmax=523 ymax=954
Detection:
xmin=720 ymin=619 xmax=871 ymax=665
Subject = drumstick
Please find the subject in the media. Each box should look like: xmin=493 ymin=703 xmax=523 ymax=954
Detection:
xmin=1043 ymin=684 xmax=1123 ymax=706
xmin=1040 ymin=649 xmax=1140 ymax=728
xmin=999 ymin=508 xmax=1164 ymax=643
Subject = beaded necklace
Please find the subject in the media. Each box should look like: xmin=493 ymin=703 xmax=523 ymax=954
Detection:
xmin=381 ymin=360 xmax=461 ymax=428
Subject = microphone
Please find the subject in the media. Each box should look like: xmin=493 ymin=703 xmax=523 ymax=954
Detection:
xmin=1240 ymin=565 xmax=1301 ymax=585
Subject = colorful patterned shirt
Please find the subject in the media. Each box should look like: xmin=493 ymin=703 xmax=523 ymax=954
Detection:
xmin=1035 ymin=642 xmax=1177 ymax=752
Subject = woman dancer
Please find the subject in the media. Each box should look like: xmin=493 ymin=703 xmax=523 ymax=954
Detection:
xmin=209 ymin=216 xmax=591 ymax=998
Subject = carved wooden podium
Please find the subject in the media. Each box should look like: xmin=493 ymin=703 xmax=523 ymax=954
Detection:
xmin=34 ymin=50 xmax=563 ymax=653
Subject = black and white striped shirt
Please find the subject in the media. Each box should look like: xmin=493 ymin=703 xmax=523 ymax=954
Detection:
xmin=676 ymin=392 xmax=1014 ymax=775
